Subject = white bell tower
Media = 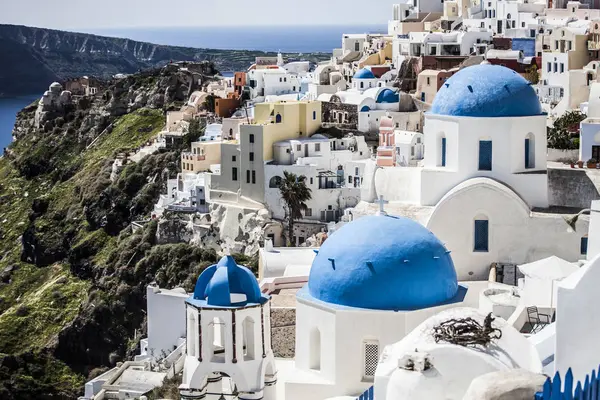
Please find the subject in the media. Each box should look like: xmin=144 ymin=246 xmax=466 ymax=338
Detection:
xmin=180 ymin=256 xmax=277 ymax=400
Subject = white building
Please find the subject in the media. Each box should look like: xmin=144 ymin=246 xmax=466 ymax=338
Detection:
xmin=359 ymin=64 xmax=589 ymax=280
xmin=579 ymin=82 xmax=600 ymax=162
xmin=264 ymin=134 xmax=370 ymax=225
xmin=180 ymin=256 xmax=277 ymax=400
xmin=154 ymin=173 xmax=209 ymax=216
xmin=247 ymin=67 xmax=303 ymax=102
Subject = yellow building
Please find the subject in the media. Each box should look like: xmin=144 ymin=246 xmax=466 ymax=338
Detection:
xmin=210 ymin=101 xmax=322 ymax=204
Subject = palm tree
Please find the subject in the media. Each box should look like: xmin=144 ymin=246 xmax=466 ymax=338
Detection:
xmin=279 ymin=171 xmax=312 ymax=247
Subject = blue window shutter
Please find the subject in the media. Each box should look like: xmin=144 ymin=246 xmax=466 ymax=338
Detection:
xmin=441 ymin=138 xmax=447 ymax=167
xmin=479 ymin=141 xmax=492 ymax=171
xmin=474 ymin=220 xmax=489 ymax=252
xmin=581 ymin=237 xmax=589 ymax=255
xmin=525 ymin=139 xmax=530 ymax=168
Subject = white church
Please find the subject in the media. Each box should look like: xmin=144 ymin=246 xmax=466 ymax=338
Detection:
xmin=365 ymin=63 xmax=589 ymax=281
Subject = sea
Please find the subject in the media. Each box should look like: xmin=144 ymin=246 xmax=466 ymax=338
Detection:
xmin=0 ymin=25 xmax=387 ymax=148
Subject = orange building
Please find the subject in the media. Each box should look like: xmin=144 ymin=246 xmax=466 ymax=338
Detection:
xmin=234 ymin=72 xmax=246 ymax=98
xmin=215 ymin=97 xmax=241 ymax=118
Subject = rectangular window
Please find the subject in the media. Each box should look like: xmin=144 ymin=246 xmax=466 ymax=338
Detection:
xmin=547 ymin=62 xmax=551 ymax=73
xmin=560 ymin=63 xmax=564 ymax=73
xmin=581 ymin=237 xmax=589 ymax=255
xmin=232 ymin=155 xmax=237 ymax=162
xmin=249 ymin=152 xmax=254 ymax=162
xmin=363 ymin=341 xmax=380 ymax=380
xmin=441 ymin=137 xmax=447 ymax=167
xmin=315 ymin=143 xmax=321 ymax=152
xmin=310 ymin=177 xmax=313 ymax=185
xmin=554 ymin=63 xmax=558 ymax=73
xmin=296 ymin=144 xmax=301 ymax=151
xmin=249 ymin=134 xmax=255 ymax=144
xmin=232 ymin=167 xmax=238 ymax=181
xmin=474 ymin=220 xmax=489 ymax=252
xmin=479 ymin=140 xmax=493 ymax=171
xmin=427 ymin=77 xmax=431 ymax=85
xmin=252 ymin=170 xmax=256 ymax=184
xmin=313 ymin=111 xmax=317 ymax=120
xmin=246 ymin=170 xmax=250 ymax=183
xmin=305 ymin=208 xmax=312 ymax=217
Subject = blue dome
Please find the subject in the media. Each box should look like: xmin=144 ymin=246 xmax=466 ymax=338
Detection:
xmin=354 ymin=68 xmax=375 ymax=79
xmin=431 ymin=65 xmax=542 ymax=118
xmin=192 ymin=256 xmax=267 ymax=307
xmin=377 ymin=88 xmax=400 ymax=103
xmin=308 ymin=215 xmax=459 ymax=311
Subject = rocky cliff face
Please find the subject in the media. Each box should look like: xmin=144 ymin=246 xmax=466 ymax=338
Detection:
xmin=0 ymin=24 xmax=330 ymax=97
xmin=0 ymin=64 xmax=264 ymax=399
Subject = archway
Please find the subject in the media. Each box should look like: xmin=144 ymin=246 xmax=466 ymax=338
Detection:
xmin=242 ymin=316 xmax=255 ymax=361
xmin=209 ymin=317 xmax=226 ymax=363
xmin=269 ymin=176 xmax=283 ymax=188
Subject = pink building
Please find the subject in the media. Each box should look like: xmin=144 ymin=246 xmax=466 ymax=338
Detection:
xmin=377 ymin=116 xmax=396 ymax=167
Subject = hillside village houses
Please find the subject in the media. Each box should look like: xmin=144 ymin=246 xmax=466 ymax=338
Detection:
xmin=75 ymin=0 xmax=600 ymax=399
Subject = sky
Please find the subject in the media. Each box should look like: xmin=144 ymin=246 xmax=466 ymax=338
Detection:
xmin=0 ymin=0 xmax=395 ymax=30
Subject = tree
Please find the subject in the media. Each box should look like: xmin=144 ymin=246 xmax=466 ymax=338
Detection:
xmin=279 ymin=171 xmax=312 ymax=247
xmin=525 ymin=65 xmax=539 ymax=85
xmin=548 ymin=110 xmax=587 ymax=150
xmin=203 ymin=94 xmax=216 ymax=113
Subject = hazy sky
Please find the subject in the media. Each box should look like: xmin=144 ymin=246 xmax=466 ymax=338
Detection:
xmin=0 ymin=0 xmax=394 ymax=30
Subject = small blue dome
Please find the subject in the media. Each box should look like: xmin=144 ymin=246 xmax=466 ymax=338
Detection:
xmin=431 ymin=65 xmax=542 ymax=118
xmin=192 ymin=256 xmax=267 ymax=307
xmin=308 ymin=215 xmax=459 ymax=311
xmin=354 ymin=68 xmax=375 ymax=79
xmin=377 ymin=88 xmax=400 ymax=103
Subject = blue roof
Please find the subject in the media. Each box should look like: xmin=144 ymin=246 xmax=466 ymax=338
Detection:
xmin=189 ymin=256 xmax=268 ymax=308
xmin=354 ymin=68 xmax=375 ymax=79
xmin=430 ymin=65 xmax=543 ymax=118
xmin=377 ymin=88 xmax=400 ymax=104
xmin=307 ymin=215 xmax=459 ymax=311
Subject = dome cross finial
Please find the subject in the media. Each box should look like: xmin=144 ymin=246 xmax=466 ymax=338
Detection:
xmin=377 ymin=195 xmax=389 ymax=216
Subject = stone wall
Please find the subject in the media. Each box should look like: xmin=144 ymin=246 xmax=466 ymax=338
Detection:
xmin=548 ymin=167 xmax=600 ymax=209
xmin=547 ymin=149 xmax=578 ymax=162
xmin=271 ymin=307 xmax=296 ymax=358
xmin=321 ymin=101 xmax=358 ymax=129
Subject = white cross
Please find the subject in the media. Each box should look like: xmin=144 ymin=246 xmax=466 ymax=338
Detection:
xmin=376 ymin=195 xmax=389 ymax=216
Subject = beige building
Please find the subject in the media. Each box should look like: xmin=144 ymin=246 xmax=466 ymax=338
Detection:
xmin=181 ymin=141 xmax=222 ymax=173
xmin=415 ymin=69 xmax=457 ymax=104
xmin=209 ymin=101 xmax=322 ymax=204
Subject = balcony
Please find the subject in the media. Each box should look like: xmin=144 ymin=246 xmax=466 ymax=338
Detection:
xmin=589 ymin=41 xmax=600 ymax=51
xmin=182 ymin=152 xmax=206 ymax=161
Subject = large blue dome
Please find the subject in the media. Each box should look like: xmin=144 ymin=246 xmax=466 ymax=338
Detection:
xmin=354 ymin=68 xmax=375 ymax=79
xmin=307 ymin=215 xmax=459 ymax=311
xmin=191 ymin=256 xmax=268 ymax=307
xmin=430 ymin=65 xmax=543 ymax=118
xmin=377 ymin=88 xmax=400 ymax=103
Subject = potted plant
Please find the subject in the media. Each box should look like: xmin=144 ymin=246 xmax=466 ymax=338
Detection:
xmin=578 ymin=160 xmax=584 ymax=168
xmin=588 ymin=158 xmax=598 ymax=169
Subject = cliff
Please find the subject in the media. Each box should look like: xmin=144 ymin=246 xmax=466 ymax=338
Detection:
xmin=0 ymin=24 xmax=330 ymax=97
xmin=0 ymin=64 xmax=259 ymax=398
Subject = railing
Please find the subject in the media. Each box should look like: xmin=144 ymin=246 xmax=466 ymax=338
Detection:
xmin=357 ymin=386 xmax=374 ymax=400
xmin=535 ymin=367 xmax=600 ymax=399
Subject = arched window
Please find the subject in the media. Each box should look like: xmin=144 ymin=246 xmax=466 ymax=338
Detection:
xmin=360 ymin=82 xmax=364 ymax=89
xmin=361 ymin=105 xmax=370 ymax=112
xmin=242 ymin=317 xmax=255 ymax=361
xmin=276 ymin=114 xmax=282 ymax=123
xmin=309 ymin=328 xmax=321 ymax=370
xmin=507 ymin=13 xmax=511 ymax=19
xmin=188 ymin=313 xmax=197 ymax=358
xmin=478 ymin=139 xmax=493 ymax=171
xmin=363 ymin=339 xmax=380 ymax=381
xmin=437 ymin=133 xmax=447 ymax=167
xmin=525 ymin=133 xmax=535 ymax=169
xmin=474 ymin=216 xmax=490 ymax=253
xmin=269 ymin=176 xmax=283 ymax=188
